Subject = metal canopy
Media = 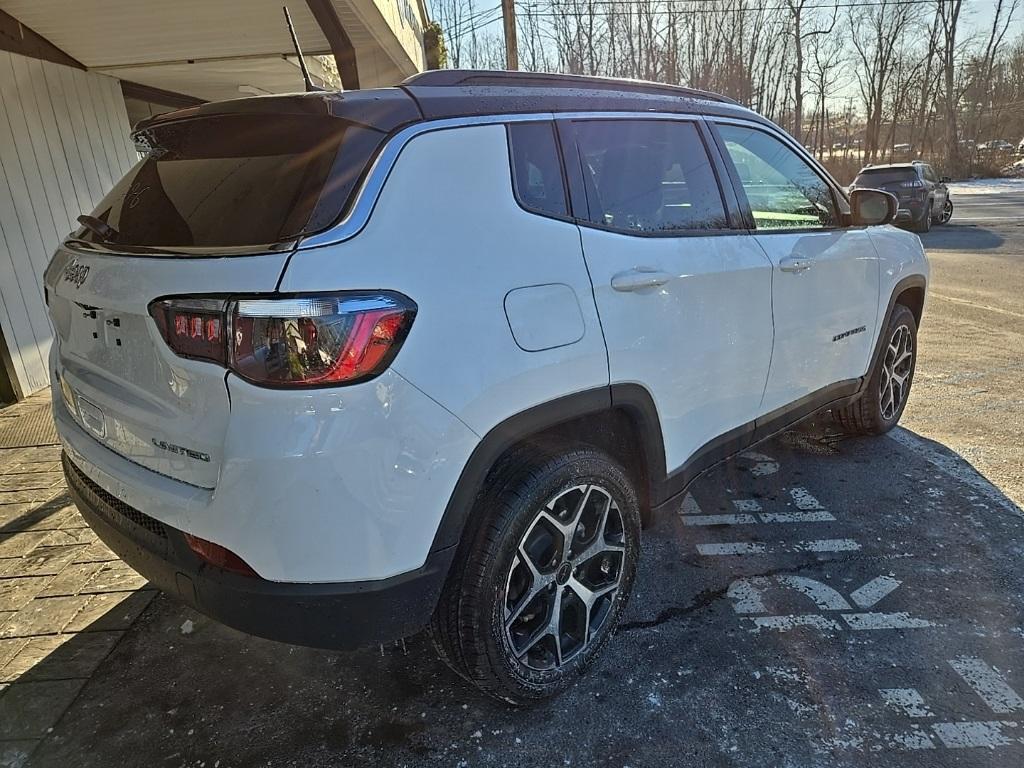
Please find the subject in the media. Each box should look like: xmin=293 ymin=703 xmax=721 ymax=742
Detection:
xmin=0 ymin=0 xmax=426 ymax=101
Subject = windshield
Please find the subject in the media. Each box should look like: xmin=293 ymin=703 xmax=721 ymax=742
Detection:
xmin=77 ymin=114 xmax=385 ymax=250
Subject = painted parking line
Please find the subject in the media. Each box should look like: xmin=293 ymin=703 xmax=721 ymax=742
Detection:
xmin=739 ymin=450 xmax=779 ymax=477
xmin=880 ymin=688 xmax=934 ymax=718
xmin=850 ymin=575 xmax=901 ymax=609
xmin=949 ymin=657 xmax=1024 ymax=714
xmin=681 ymin=488 xmax=836 ymax=526
xmin=697 ymin=539 xmax=860 ymax=556
xmin=828 ymin=660 xmax=1024 ymax=753
xmin=727 ymin=575 xmax=935 ymax=632
xmin=931 ymin=721 xmax=1019 ymax=749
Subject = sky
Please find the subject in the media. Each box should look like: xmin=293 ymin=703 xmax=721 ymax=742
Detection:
xmin=441 ymin=0 xmax=1014 ymax=62
xmin=432 ymin=0 xmax=1017 ymax=108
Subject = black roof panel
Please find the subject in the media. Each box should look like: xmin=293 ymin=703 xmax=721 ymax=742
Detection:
xmin=403 ymin=69 xmax=737 ymax=104
xmin=134 ymin=71 xmax=771 ymax=136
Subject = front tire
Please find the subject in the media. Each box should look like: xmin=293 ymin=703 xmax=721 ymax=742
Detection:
xmin=833 ymin=303 xmax=917 ymax=435
xmin=936 ymin=198 xmax=953 ymax=224
xmin=431 ymin=448 xmax=641 ymax=704
xmin=911 ymin=204 xmax=932 ymax=233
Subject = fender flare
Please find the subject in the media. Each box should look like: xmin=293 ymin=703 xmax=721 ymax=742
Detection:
xmin=428 ymin=383 xmax=667 ymax=554
xmin=860 ymin=273 xmax=927 ymax=395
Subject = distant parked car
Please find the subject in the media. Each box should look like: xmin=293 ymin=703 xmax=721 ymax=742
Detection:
xmin=1017 ymin=137 xmax=1024 ymax=155
xmin=851 ymin=161 xmax=952 ymax=233
xmin=977 ymin=139 xmax=1015 ymax=153
xmin=893 ymin=143 xmax=913 ymax=156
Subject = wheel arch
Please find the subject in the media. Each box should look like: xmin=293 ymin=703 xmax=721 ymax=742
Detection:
xmin=429 ymin=384 xmax=667 ymax=555
xmin=861 ymin=274 xmax=927 ymax=394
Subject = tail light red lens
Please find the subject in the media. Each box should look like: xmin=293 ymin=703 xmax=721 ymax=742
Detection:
xmin=149 ymin=292 xmax=416 ymax=387
xmin=150 ymin=299 xmax=228 ymax=365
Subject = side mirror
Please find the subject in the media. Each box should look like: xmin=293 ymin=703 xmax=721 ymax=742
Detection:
xmin=850 ymin=188 xmax=898 ymax=227
xmin=940 ymin=176 xmax=951 ymax=183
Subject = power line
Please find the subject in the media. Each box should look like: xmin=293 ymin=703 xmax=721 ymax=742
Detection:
xmin=516 ymin=0 xmax=959 ymax=13
xmin=449 ymin=7 xmax=505 ymax=39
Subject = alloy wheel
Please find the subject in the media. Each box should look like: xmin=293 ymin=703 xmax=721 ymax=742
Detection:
xmin=940 ymin=199 xmax=953 ymax=224
xmin=879 ymin=324 xmax=914 ymax=421
xmin=502 ymin=484 xmax=626 ymax=671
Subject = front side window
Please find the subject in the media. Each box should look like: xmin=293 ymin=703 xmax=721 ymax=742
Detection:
xmin=571 ymin=120 xmax=727 ymax=233
xmin=717 ymin=124 xmax=837 ymax=230
xmin=508 ymin=122 xmax=568 ymax=218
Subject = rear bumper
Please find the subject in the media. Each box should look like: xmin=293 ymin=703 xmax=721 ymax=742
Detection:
xmin=895 ymin=201 xmax=927 ymax=224
xmin=64 ymin=453 xmax=453 ymax=649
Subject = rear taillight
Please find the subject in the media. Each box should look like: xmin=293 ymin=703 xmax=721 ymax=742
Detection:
xmin=150 ymin=299 xmax=228 ymax=365
xmin=149 ymin=292 xmax=416 ymax=387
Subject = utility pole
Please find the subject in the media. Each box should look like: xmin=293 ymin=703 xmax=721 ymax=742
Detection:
xmin=501 ymin=0 xmax=518 ymax=70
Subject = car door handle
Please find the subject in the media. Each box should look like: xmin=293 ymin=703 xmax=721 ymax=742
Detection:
xmin=611 ymin=268 xmax=673 ymax=292
xmin=779 ymin=257 xmax=813 ymax=273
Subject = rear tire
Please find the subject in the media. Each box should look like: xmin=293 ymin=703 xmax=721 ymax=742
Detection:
xmin=431 ymin=448 xmax=641 ymax=704
xmin=833 ymin=303 xmax=917 ymax=436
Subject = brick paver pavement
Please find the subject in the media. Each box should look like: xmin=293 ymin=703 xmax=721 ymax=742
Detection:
xmin=0 ymin=390 xmax=153 ymax=767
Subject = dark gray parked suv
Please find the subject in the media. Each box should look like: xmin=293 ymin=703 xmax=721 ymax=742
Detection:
xmin=851 ymin=162 xmax=952 ymax=233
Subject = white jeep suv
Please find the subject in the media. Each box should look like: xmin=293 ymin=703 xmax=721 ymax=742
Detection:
xmin=46 ymin=70 xmax=927 ymax=703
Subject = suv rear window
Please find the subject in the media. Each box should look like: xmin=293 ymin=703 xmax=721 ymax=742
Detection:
xmin=78 ymin=114 xmax=385 ymax=250
xmin=855 ymin=168 xmax=918 ymax=186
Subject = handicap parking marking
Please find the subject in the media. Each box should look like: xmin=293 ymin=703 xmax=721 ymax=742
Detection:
xmin=821 ymin=659 xmax=1024 ymax=753
xmin=681 ymin=487 xmax=836 ymax=526
xmin=849 ymin=575 xmax=902 ymax=608
xmin=949 ymin=656 xmax=1024 ymax=714
xmin=727 ymin=574 xmax=936 ymax=632
xmin=738 ymin=450 xmax=779 ymax=477
xmin=880 ymin=688 xmax=934 ymax=718
xmin=696 ymin=538 xmax=861 ymax=556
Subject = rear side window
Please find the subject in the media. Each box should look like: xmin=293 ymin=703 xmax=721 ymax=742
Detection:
xmin=508 ymin=122 xmax=568 ymax=218
xmin=79 ymin=114 xmax=385 ymax=250
xmin=718 ymin=124 xmax=837 ymax=230
xmin=572 ymin=120 xmax=727 ymax=233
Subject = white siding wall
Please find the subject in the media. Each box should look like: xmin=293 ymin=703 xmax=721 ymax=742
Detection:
xmin=0 ymin=52 xmax=137 ymax=397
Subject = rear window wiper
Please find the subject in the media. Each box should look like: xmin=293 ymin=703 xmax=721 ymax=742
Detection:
xmin=76 ymin=215 xmax=118 ymax=243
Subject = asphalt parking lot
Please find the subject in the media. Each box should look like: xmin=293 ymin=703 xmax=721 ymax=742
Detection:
xmin=2 ymin=180 xmax=1023 ymax=768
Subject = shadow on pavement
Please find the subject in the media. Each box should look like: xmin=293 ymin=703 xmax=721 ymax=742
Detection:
xmin=920 ymin=224 xmax=1005 ymax=251
xmin=17 ymin=420 xmax=1024 ymax=768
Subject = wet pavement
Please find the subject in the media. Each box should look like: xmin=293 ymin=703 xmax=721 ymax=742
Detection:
xmin=20 ymin=420 xmax=1024 ymax=768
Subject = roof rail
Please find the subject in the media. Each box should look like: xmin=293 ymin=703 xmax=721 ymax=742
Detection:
xmin=402 ymin=69 xmax=738 ymax=105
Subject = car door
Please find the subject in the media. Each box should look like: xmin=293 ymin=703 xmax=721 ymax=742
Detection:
xmin=712 ymin=121 xmax=880 ymax=417
xmin=563 ymin=116 xmax=775 ymax=477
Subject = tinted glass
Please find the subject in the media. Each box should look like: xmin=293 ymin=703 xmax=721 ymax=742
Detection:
xmin=572 ymin=120 xmax=727 ymax=233
xmin=80 ymin=114 xmax=384 ymax=249
xmin=718 ymin=124 xmax=837 ymax=230
xmin=854 ymin=168 xmax=918 ymax=186
xmin=508 ymin=122 xmax=568 ymax=217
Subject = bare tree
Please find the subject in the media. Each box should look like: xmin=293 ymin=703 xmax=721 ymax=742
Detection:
xmin=785 ymin=0 xmax=838 ymax=142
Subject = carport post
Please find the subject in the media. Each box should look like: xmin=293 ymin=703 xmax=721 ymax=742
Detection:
xmin=305 ymin=0 xmax=360 ymax=90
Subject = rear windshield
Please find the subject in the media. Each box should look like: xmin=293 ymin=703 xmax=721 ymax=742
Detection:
xmin=78 ymin=114 xmax=385 ymax=250
xmin=854 ymin=168 xmax=918 ymax=186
